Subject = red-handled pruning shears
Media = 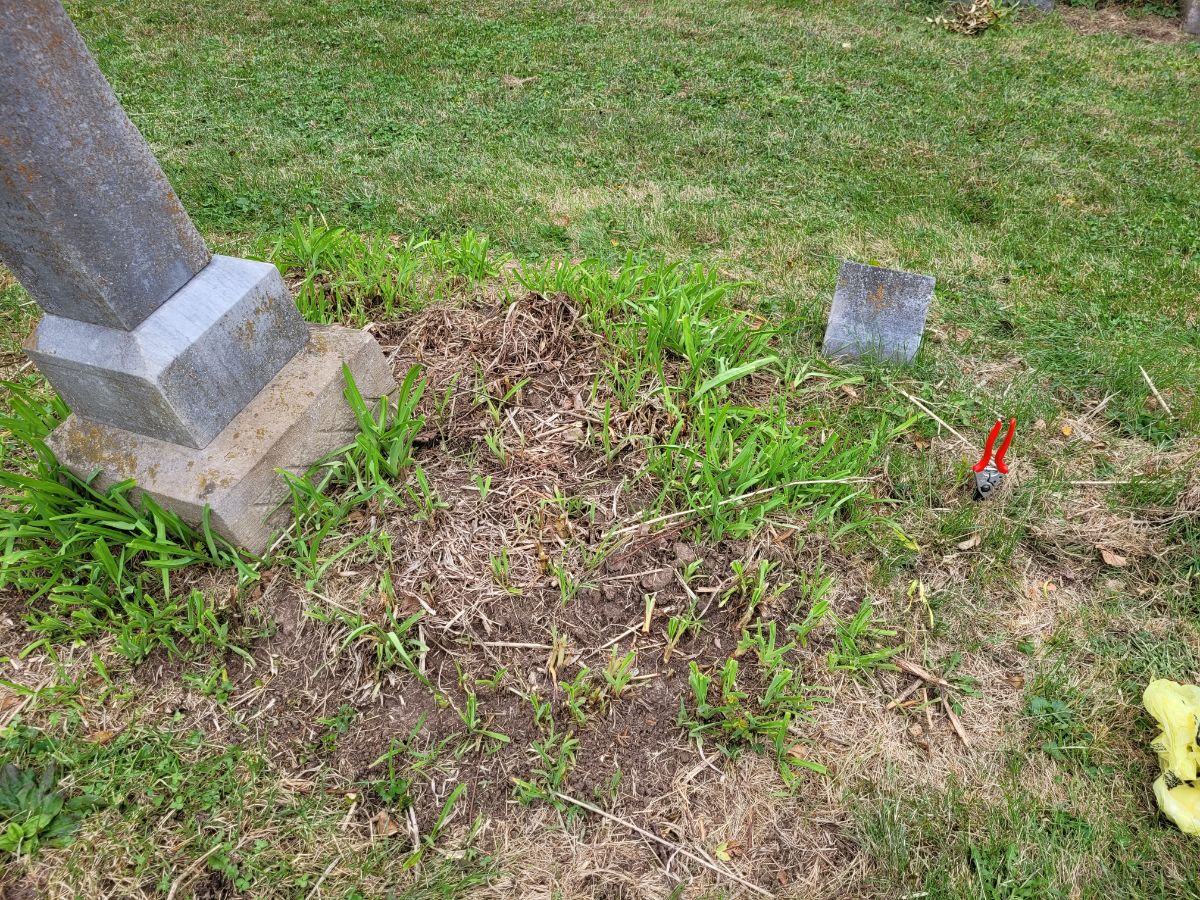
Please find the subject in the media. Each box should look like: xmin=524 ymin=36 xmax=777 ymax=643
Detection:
xmin=972 ymin=417 xmax=1016 ymax=499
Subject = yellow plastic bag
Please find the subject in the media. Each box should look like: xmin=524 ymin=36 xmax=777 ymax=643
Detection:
xmin=1144 ymin=679 xmax=1200 ymax=835
xmin=1153 ymin=776 xmax=1200 ymax=837
xmin=1145 ymin=680 xmax=1200 ymax=781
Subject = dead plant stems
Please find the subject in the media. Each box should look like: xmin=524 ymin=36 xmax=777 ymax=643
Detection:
xmin=549 ymin=790 xmax=772 ymax=897
xmin=1139 ymin=366 xmax=1173 ymax=418
xmin=609 ymin=476 xmax=874 ymax=538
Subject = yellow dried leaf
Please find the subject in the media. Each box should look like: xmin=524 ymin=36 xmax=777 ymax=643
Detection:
xmin=1061 ymin=425 xmax=1073 ymax=437
xmin=956 ymin=535 xmax=981 ymax=551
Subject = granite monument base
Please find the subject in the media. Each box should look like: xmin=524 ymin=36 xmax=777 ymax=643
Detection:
xmin=47 ymin=326 xmax=395 ymax=552
xmin=26 ymin=256 xmax=310 ymax=449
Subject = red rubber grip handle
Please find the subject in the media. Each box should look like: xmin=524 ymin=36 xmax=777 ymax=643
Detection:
xmin=973 ymin=419 xmax=1002 ymax=473
xmin=994 ymin=417 xmax=1016 ymax=474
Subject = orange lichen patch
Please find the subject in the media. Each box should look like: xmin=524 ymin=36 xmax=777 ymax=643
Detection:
xmin=55 ymin=420 xmax=140 ymax=474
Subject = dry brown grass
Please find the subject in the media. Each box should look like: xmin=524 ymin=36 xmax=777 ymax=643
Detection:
xmin=1059 ymin=3 xmax=1190 ymax=43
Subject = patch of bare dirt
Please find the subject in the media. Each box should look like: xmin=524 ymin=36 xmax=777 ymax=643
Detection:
xmin=219 ymin=292 xmax=881 ymax=894
xmin=192 ymin=871 xmax=239 ymax=900
xmin=1059 ymin=3 xmax=1190 ymax=42
xmin=0 ymin=589 xmax=34 ymax=662
xmin=0 ymin=878 xmax=42 ymax=900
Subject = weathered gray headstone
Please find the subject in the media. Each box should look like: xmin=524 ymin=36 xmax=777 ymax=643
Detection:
xmin=1183 ymin=0 xmax=1199 ymax=36
xmin=0 ymin=0 xmax=394 ymax=550
xmin=822 ymin=260 xmax=935 ymax=365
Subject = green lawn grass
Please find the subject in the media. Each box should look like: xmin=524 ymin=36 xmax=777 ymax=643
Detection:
xmin=46 ymin=0 xmax=1200 ymax=437
xmin=2 ymin=1 xmax=1199 ymax=898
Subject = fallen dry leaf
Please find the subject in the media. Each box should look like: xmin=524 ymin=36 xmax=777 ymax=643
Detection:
xmin=501 ymin=74 xmax=537 ymax=89
xmin=1025 ymin=581 xmax=1054 ymax=601
xmin=85 ymin=730 xmax=116 ymax=745
xmin=772 ymin=526 xmax=800 ymax=545
xmin=894 ymin=657 xmax=953 ymax=689
xmin=956 ymin=534 xmax=981 ymax=550
xmin=1099 ymin=547 xmax=1128 ymax=567
xmin=1061 ymin=425 xmax=1073 ymax=437
xmin=839 ymin=384 xmax=859 ymax=399
xmin=372 ymin=810 xmax=400 ymax=838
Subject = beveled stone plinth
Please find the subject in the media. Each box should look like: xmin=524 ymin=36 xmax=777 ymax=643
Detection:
xmin=47 ymin=327 xmax=395 ymax=552
xmin=27 ymin=256 xmax=310 ymax=448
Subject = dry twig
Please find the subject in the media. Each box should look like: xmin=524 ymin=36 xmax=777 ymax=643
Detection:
xmin=893 ymin=657 xmax=953 ymax=691
xmin=941 ymin=694 xmax=971 ymax=748
xmin=892 ymin=386 xmax=973 ymax=449
xmin=1140 ymin=366 xmax=1173 ymax=418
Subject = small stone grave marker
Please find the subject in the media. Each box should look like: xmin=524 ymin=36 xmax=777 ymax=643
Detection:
xmin=821 ymin=260 xmax=935 ymax=365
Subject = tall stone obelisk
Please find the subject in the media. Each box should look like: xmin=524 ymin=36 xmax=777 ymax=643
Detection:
xmin=0 ymin=0 xmax=395 ymax=550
